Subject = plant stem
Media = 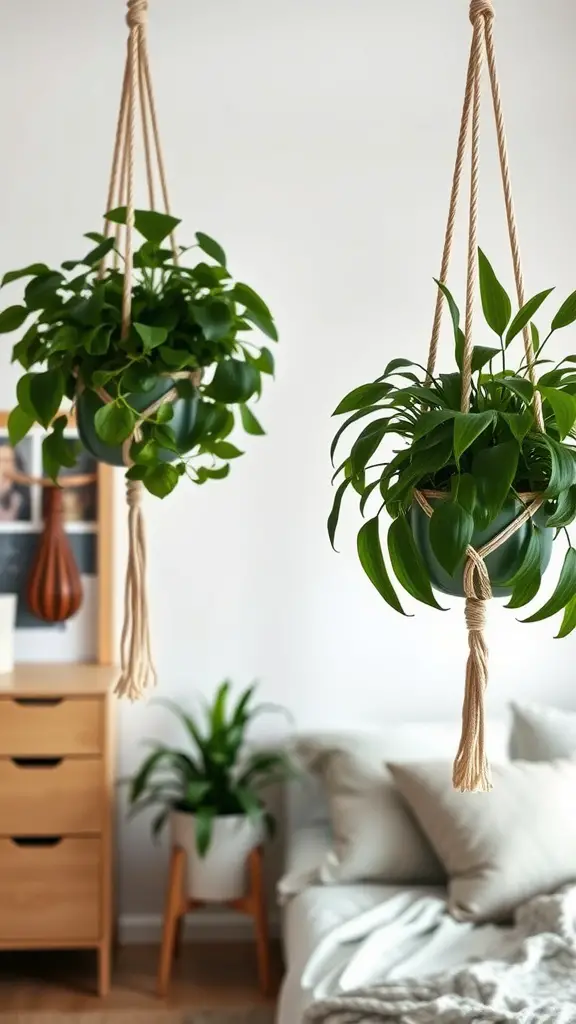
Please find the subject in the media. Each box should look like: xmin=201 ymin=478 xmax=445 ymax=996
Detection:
xmin=564 ymin=526 xmax=572 ymax=549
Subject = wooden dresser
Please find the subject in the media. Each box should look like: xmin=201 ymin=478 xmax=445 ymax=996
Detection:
xmin=0 ymin=663 xmax=116 ymax=995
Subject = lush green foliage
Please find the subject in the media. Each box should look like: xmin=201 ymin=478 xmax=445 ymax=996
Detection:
xmin=329 ymin=250 xmax=576 ymax=637
xmin=127 ymin=682 xmax=294 ymax=855
xmin=1 ymin=209 xmax=278 ymax=498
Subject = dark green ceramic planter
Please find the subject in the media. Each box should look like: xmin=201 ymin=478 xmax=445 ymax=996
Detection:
xmin=77 ymin=379 xmax=198 ymax=468
xmin=410 ymin=497 xmax=553 ymax=598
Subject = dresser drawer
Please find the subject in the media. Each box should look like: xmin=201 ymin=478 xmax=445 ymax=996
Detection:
xmin=0 ymin=758 xmax=103 ymax=835
xmin=0 ymin=837 xmax=100 ymax=942
xmin=0 ymin=697 xmax=103 ymax=756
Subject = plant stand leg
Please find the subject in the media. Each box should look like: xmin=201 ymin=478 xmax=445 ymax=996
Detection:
xmin=97 ymin=940 xmax=111 ymax=997
xmin=157 ymin=845 xmax=186 ymax=997
xmin=249 ymin=847 xmax=271 ymax=997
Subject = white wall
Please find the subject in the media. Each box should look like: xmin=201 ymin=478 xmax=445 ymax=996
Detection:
xmin=1 ymin=0 xmax=576 ymax=929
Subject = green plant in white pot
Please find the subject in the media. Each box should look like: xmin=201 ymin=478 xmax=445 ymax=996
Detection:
xmin=127 ymin=682 xmax=294 ymax=902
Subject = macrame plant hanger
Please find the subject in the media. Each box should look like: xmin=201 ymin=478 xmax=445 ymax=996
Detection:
xmin=92 ymin=0 xmax=197 ymax=701
xmin=413 ymin=0 xmax=545 ymax=792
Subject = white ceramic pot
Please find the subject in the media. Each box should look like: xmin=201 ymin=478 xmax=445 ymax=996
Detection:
xmin=171 ymin=810 xmax=262 ymax=902
xmin=0 ymin=595 xmax=16 ymax=674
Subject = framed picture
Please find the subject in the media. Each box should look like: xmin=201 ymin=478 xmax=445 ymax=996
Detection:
xmin=0 ymin=413 xmax=113 ymax=665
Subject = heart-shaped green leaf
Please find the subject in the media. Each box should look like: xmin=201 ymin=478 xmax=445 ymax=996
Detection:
xmin=429 ymin=499 xmax=474 ymax=575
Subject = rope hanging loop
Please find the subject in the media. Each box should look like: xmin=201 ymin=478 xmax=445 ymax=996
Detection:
xmin=126 ymin=0 xmax=148 ymax=28
xmin=469 ymin=0 xmax=494 ymax=23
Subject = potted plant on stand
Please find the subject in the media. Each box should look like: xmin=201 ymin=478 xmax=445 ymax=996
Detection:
xmin=127 ymin=681 xmax=294 ymax=902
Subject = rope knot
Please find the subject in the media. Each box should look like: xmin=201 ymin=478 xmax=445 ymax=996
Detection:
xmin=464 ymin=595 xmax=487 ymax=634
xmin=469 ymin=0 xmax=494 ymax=23
xmin=126 ymin=478 xmax=143 ymax=509
xmin=126 ymin=0 xmax=148 ymax=29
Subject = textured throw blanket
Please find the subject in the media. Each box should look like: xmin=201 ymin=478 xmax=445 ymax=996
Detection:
xmin=303 ymin=887 xmax=576 ymax=1024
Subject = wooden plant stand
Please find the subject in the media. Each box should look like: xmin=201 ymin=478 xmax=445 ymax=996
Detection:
xmin=157 ymin=844 xmax=271 ymax=998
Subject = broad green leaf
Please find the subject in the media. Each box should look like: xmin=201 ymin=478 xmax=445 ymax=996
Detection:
xmin=42 ymin=415 xmax=78 ymax=482
xmin=155 ymin=403 xmax=174 ymax=424
xmin=551 ymin=289 xmax=576 ymax=331
xmin=81 ymin=238 xmax=116 ymax=266
xmin=243 ymin=309 xmax=278 ymax=342
xmin=546 ymin=486 xmax=576 ymax=528
xmin=122 ymin=364 xmax=158 ymax=393
xmin=380 ymin=358 xmax=418 ymax=378
xmin=133 ymin=322 xmax=169 ymax=351
xmin=473 ymin=440 xmax=519 ymax=520
xmin=504 ymin=529 xmax=542 ymax=609
xmin=471 ymin=346 xmax=500 ymax=372
xmin=240 ymin=404 xmax=265 ymax=436
xmin=453 ymin=410 xmax=495 ymax=464
xmin=16 ymin=373 xmax=37 ymax=417
xmin=0 ymin=305 xmax=29 ymax=333
xmin=195 ymin=231 xmax=227 ymax=267
xmin=333 ymin=382 xmax=392 ymax=415
xmin=85 ymin=324 xmax=112 ymax=356
xmin=387 ymin=514 xmax=445 ymax=609
xmin=24 ymin=272 xmax=63 ymax=311
xmin=144 ymin=463 xmax=180 ymax=499
xmin=438 ymin=373 xmax=461 ymax=410
xmin=396 ymin=385 xmax=447 ymax=408
xmin=327 ymin=478 xmax=351 ymax=551
xmin=94 ymin=401 xmax=136 ymax=445
xmin=209 ymin=441 xmax=243 ymax=459
xmin=357 ymin=517 xmax=408 ymax=614
xmin=359 ymin=478 xmax=381 ymax=515
xmin=195 ymin=463 xmax=230 ymax=483
xmin=130 ymin=439 xmax=159 ymax=466
xmin=194 ymin=299 xmax=232 ymax=342
xmin=232 ymin=283 xmax=272 ymax=320
xmin=500 ymin=410 xmax=534 ymax=444
xmin=412 ymin=409 xmax=456 ymax=441
xmin=492 ymin=375 xmax=534 ymax=405
xmin=105 ymin=207 xmax=181 ymax=245
xmin=537 ymin=434 xmax=576 ymax=497
xmin=452 ymin=472 xmax=477 ymax=515
xmin=350 ymin=418 xmax=390 ymax=476
xmin=50 ymin=324 xmax=78 ymax=353
xmin=505 ymin=289 xmax=553 ymax=346
xmin=1 ymin=264 xmax=50 ymax=288
xmin=478 ymin=249 xmax=511 ymax=335
xmin=556 ymin=594 xmax=576 ymax=639
xmin=29 ymin=368 xmax=65 ymax=427
xmin=521 ymin=547 xmax=576 ymax=623
xmin=7 ymin=406 xmax=34 ymax=446
xmin=207 ymin=359 xmax=259 ymax=403
xmin=539 ymin=385 xmax=576 ymax=440
xmin=429 ymin=499 xmax=474 ymax=575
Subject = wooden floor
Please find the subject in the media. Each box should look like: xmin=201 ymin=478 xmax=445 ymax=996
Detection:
xmin=0 ymin=942 xmax=282 ymax=1013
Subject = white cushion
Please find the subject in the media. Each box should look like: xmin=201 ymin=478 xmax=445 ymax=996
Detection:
xmin=509 ymin=701 xmax=576 ymax=761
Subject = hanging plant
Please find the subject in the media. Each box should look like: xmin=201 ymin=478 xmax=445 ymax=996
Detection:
xmin=0 ymin=211 xmax=277 ymax=499
xmin=329 ymin=252 xmax=576 ymax=624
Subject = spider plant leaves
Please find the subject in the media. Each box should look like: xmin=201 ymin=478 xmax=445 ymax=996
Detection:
xmin=435 ymin=280 xmax=463 ymax=367
xmin=327 ymin=477 xmax=351 ymax=551
xmin=392 ymin=385 xmax=447 ymax=408
xmin=478 ymin=249 xmax=511 ymax=336
xmin=545 ymin=486 xmax=576 ymax=528
xmin=552 ymin=289 xmax=576 ymax=331
xmin=505 ymin=289 xmax=554 ymax=346
xmin=473 ymin=440 xmax=519 ymax=521
xmin=357 ymin=517 xmax=408 ymax=615
xmin=521 ymin=547 xmax=576 ymax=624
xmin=539 ymin=385 xmax=576 ymax=440
xmin=503 ymin=529 xmax=542 ymax=609
xmin=556 ymin=594 xmax=576 ymax=638
xmin=429 ymin=500 xmax=474 ymax=575
xmin=387 ymin=514 xmax=445 ymax=609
xmin=453 ymin=410 xmax=496 ymax=464
xmin=329 ymin=405 xmax=390 ymax=464
xmin=333 ymin=382 xmax=393 ymax=415
xmin=350 ymin=418 xmax=394 ymax=477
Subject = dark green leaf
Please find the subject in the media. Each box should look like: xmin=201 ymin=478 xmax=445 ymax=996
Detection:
xmin=492 ymin=376 xmax=534 ymax=405
xmin=50 ymin=324 xmax=78 ymax=353
xmin=16 ymin=374 xmax=37 ymax=418
xmin=500 ymin=410 xmax=534 ymax=444
xmin=350 ymin=419 xmax=390 ymax=477
xmin=471 ymin=346 xmax=500 ymax=372
xmin=81 ymin=238 xmax=116 ymax=266
xmin=240 ymin=404 xmax=265 ymax=436
xmin=505 ymin=289 xmax=554 ymax=346
xmin=412 ymin=409 xmax=456 ymax=440
xmin=333 ymin=382 xmax=392 ymax=415
xmin=546 ymin=486 xmax=576 ymax=528
xmin=1 ymin=264 xmax=50 ymax=288
xmin=453 ymin=411 xmax=495 ymax=464
xmin=243 ymin=309 xmax=278 ymax=342
xmin=473 ymin=440 xmax=519 ymax=520
xmin=504 ymin=528 xmax=542 ymax=609
xmin=195 ymin=807 xmax=216 ymax=856
xmin=247 ymin=346 xmax=274 ymax=375
xmin=327 ymin=478 xmax=351 ymax=551
xmin=380 ymin=358 xmax=418 ymax=379
xmin=122 ymin=364 xmax=158 ymax=393
xmin=478 ymin=249 xmax=511 ymax=335
xmin=194 ymin=300 xmax=232 ymax=342
xmin=556 ymin=594 xmax=576 ymax=638
xmin=396 ymin=384 xmax=447 ymax=408
xmin=105 ymin=207 xmax=181 ymax=245
xmin=452 ymin=472 xmax=477 ymax=515
xmin=232 ymin=283 xmax=272 ymax=321
xmin=438 ymin=373 xmax=461 ymax=410
xmin=130 ymin=439 xmax=159 ymax=466
xmin=24 ymin=272 xmax=63 ymax=311
xmin=521 ymin=547 xmax=576 ymax=623
xmin=531 ymin=322 xmax=540 ymax=353
xmin=551 ymin=289 xmax=576 ymax=331
xmin=357 ymin=517 xmax=408 ymax=614
xmin=434 ymin=280 xmax=460 ymax=335
xmin=206 ymin=359 xmax=259 ymax=403
xmin=387 ymin=514 xmax=445 ymax=609
xmin=155 ymin=403 xmax=174 ymax=425
xmin=429 ymin=500 xmax=474 ymax=575
xmin=42 ymin=415 xmax=78 ymax=482
xmin=195 ymin=464 xmax=230 ymax=483
xmin=29 ymin=368 xmax=65 ymax=427
xmin=133 ymin=322 xmax=169 ymax=351
xmin=208 ymin=441 xmax=243 ymax=459
xmin=144 ymin=463 xmax=179 ymax=499
xmin=0 ymin=305 xmax=29 ymax=333
xmin=195 ymin=231 xmax=227 ymax=267
xmin=539 ymin=385 xmax=576 ymax=440
xmin=7 ymin=406 xmax=34 ymax=446
xmin=537 ymin=434 xmax=576 ymax=497
xmin=94 ymin=401 xmax=136 ymax=445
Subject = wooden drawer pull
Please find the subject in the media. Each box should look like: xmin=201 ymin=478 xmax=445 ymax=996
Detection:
xmin=10 ymin=836 xmax=63 ymax=848
xmin=10 ymin=757 xmax=63 ymax=769
xmin=13 ymin=698 xmax=63 ymax=707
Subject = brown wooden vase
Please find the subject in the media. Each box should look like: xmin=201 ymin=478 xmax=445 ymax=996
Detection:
xmin=26 ymin=488 xmax=83 ymax=623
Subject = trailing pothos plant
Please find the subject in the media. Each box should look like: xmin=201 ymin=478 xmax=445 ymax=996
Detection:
xmin=0 ymin=208 xmax=277 ymax=498
xmin=329 ymin=249 xmax=576 ymax=637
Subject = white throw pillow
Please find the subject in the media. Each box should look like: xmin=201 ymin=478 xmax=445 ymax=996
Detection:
xmin=509 ymin=701 xmax=576 ymax=761
xmin=389 ymin=758 xmax=576 ymax=923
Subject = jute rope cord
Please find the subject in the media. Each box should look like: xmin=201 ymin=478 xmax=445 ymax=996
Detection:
xmin=416 ymin=0 xmax=545 ymax=791
xmin=89 ymin=0 xmax=192 ymax=701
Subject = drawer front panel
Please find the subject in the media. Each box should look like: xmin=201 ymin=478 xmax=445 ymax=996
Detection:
xmin=0 ymin=758 xmax=103 ymax=835
xmin=0 ymin=837 xmax=100 ymax=942
xmin=0 ymin=698 xmax=103 ymax=756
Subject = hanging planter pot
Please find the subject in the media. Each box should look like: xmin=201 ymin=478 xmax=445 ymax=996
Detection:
xmin=328 ymin=0 xmax=576 ymax=793
xmin=0 ymin=0 xmax=279 ymax=701
xmin=410 ymin=496 xmax=554 ymax=599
